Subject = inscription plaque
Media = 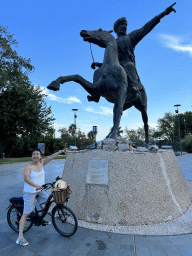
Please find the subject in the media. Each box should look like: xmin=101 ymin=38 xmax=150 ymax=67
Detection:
xmin=86 ymin=158 xmax=108 ymax=185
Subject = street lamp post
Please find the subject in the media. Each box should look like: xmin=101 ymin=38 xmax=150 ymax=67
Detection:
xmin=72 ymin=109 xmax=78 ymax=147
xmin=184 ymin=118 xmax=187 ymax=135
xmin=174 ymin=104 xmax=182 ymax=155
xmin=93 ymin=126 xmax=97 ymax=149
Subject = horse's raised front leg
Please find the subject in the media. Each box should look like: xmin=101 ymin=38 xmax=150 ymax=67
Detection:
xmin=48 ymin=75 xmax=98 ymax=98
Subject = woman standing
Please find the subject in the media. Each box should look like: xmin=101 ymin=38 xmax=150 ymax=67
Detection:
xmin=16 ymin=148 xmax=67 ymax=246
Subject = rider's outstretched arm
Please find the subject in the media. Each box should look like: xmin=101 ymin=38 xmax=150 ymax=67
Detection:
xmin=130 ymin=3 xmax=176 ymax=46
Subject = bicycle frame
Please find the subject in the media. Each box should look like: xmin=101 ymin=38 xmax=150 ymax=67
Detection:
xmin=29 ymin=192 xmax=55 ymax=226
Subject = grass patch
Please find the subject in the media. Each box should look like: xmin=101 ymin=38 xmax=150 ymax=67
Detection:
xmin=175 ymin=153 xmax=181 ymax=156
xmin=0 ymin=155 xmax=66 ymax=165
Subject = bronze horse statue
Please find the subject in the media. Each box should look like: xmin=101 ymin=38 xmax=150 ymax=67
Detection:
xmin=47 ymin=28 xmax=149 ymax=144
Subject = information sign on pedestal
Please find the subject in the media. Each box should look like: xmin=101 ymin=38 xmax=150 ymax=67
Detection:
xmin=86 ymin=158 xmax=108 ymax=185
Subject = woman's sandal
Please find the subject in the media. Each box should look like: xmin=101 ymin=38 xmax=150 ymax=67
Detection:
xmin=16 ymin=237 xmax=29 ymax=246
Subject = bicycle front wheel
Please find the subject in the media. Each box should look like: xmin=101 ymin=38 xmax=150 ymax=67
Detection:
xmin=52 ymin=205 xmax=78 ymax=237
xmin=7 ymin=206 xmax=33 ymax=233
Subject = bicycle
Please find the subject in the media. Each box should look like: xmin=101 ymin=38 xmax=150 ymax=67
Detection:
xmin=7 ymin=176 xmax=78 ymax=237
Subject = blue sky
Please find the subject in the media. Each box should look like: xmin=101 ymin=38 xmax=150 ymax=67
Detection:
xmin=1 ymin=0 xmax=192 ymax=140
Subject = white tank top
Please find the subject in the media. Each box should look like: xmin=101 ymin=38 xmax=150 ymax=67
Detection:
xmin=23 ymin=165 xmax=45 ymax=193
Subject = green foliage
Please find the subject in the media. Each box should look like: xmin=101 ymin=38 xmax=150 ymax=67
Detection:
xmin=0 ymin=84 xmax=55 ymax=157
xmin=59 ymin=125 xmax=95 ymax=150
xmin=173 ymin=112 xmax=192 ymax=142
xmin=181 ymin=135 xmax=192 ymax=153
xmin=153 ymin=112 xmax=175 ymax=141
xmin=124 ymin=126 xmax=157 ymax=145
xmin=0 ymin=25 xmax=55 ymax=157
xmin=0 ymin=25 xmax=34 ymax=91
xmin=87 ymin=131 xmax=95 ymax=139
xmin=154 ymin=111 xmax=192 ymax=142
xmin=68 ymin=124 xmax=76 ymax=137
xmin=0 ymin=84 xmax=54 ymax=136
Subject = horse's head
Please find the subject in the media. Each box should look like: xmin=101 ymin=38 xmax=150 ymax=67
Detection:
xmin=80 ymin=28 xmax=114 ymax=48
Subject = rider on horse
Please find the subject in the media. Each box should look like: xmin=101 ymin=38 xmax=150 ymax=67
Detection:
xmin=92 ymin=3 xmax=176 ymax=98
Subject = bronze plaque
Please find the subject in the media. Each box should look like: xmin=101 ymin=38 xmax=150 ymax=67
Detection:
xmin=86 ymin=158 xmax=108 ymax=185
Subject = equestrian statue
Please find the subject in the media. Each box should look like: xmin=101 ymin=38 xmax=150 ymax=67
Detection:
xmin=47 ymin=3 xmax=176 ymax=145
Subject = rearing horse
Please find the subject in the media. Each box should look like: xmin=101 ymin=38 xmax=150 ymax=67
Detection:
xmin=47 ymin=28 xmax=149 ymax=143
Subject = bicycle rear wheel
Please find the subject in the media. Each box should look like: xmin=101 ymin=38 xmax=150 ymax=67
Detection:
xmin=7 ymin=205 xmax=33 ymax=233
xmin=52 ymin=205 xmax=78 ymax=237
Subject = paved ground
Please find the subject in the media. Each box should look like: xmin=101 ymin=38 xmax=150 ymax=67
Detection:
xmin=0 ymin=154 xmax=192 ymax=256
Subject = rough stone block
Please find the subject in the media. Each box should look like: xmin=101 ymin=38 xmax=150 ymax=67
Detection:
xmin=118 ymin=143 xmax=129 ymax=151
xmin=63 ymin=150 xmax=191 ymax=226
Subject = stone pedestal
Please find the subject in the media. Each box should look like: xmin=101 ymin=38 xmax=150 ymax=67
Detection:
xmin=63 ymin=149 xmax=191 ymax=226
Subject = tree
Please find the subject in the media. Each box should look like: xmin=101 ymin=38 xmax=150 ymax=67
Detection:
xmin=58 ymin=127 xmax=72 ymax=148
xmin=0 ymin=84 xmax=54 ymax=137
xmin=173 ymin=111 xmax=192 ymax=141
xmin=124 ymin=128 xmax=140 ymax=143
xmin=182 ymin=135 xmax=192 ymax=153
xmin=68 ymin=124 xmax=77 ymax=137
xmin=87 ymin=131 xmax=95 ymax=139
xmin=0 ymin=25 xmax=34 ymax=92
xmin=124 ymin=126 xmax=158 ymax=144
xmin=0 ymin=25 xmax=55 ymax=157
xmin=59 ymin=126 xmax=95 ymax=150
xmin=0 ymin=84 xmax=55 ymax=157
xmin=153 ymin=112 xmax=175 ymax=141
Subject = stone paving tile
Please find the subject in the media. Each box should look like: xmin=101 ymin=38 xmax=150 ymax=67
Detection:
xmin=0 ymin=232 xmax=14 ymax=250
xmin=156 ymin=235 xmax=176 ymax=246
xmin=168 ymin=234 xmax=192 ymax=245
xmin=121 ymin=235 xmax=134 ymax=245
xmin=28 ymin=236 xmax=69 ymax=256
xmin=163 ymin=245 xmax=183 ymax=256
xmin=135 ymin=246 xmax=152 ymax=256
xmin=148 ymin=246 xmax=167 ymax=256
xmin=55 ymin=236 xmax=96 ymax=256
xmin=103 ymin=240 xmax=121 ymax=256
xmin=118 ymin=243 xmax=135 ymax=256
xmin=176 ymin=245 xmax=192 ymax=256
xmin=145 ymin=236 xmax=164 ymax=246
xmin=144 ymin=236 xmax=168 ymax=256
xmin=134 ymin=236 xmax=152 ymax=256
xmin=86 ymin=240 xmax=107 ymax=256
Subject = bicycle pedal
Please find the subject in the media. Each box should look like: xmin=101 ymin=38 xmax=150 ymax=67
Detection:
xmin=42 ymin=220 xmax=51 ymax=226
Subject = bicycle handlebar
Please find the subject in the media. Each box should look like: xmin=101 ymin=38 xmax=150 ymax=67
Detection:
xmin=42 ymin=176 xmax=62 ymax=190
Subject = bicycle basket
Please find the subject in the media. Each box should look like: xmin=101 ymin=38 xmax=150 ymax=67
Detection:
xmin=10 ymin=197 xmax=24 ymax=214
xmin=51 ymin=185 xmax=71 ymax=204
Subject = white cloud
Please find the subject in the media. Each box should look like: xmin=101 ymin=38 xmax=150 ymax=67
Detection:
xmin=85 ymin=106 xmax=113 ymax=115
xmin=158 ymin=34 xmax=192 ymax=57
xmin=39 ymin=86 xmax=82 ymax=104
